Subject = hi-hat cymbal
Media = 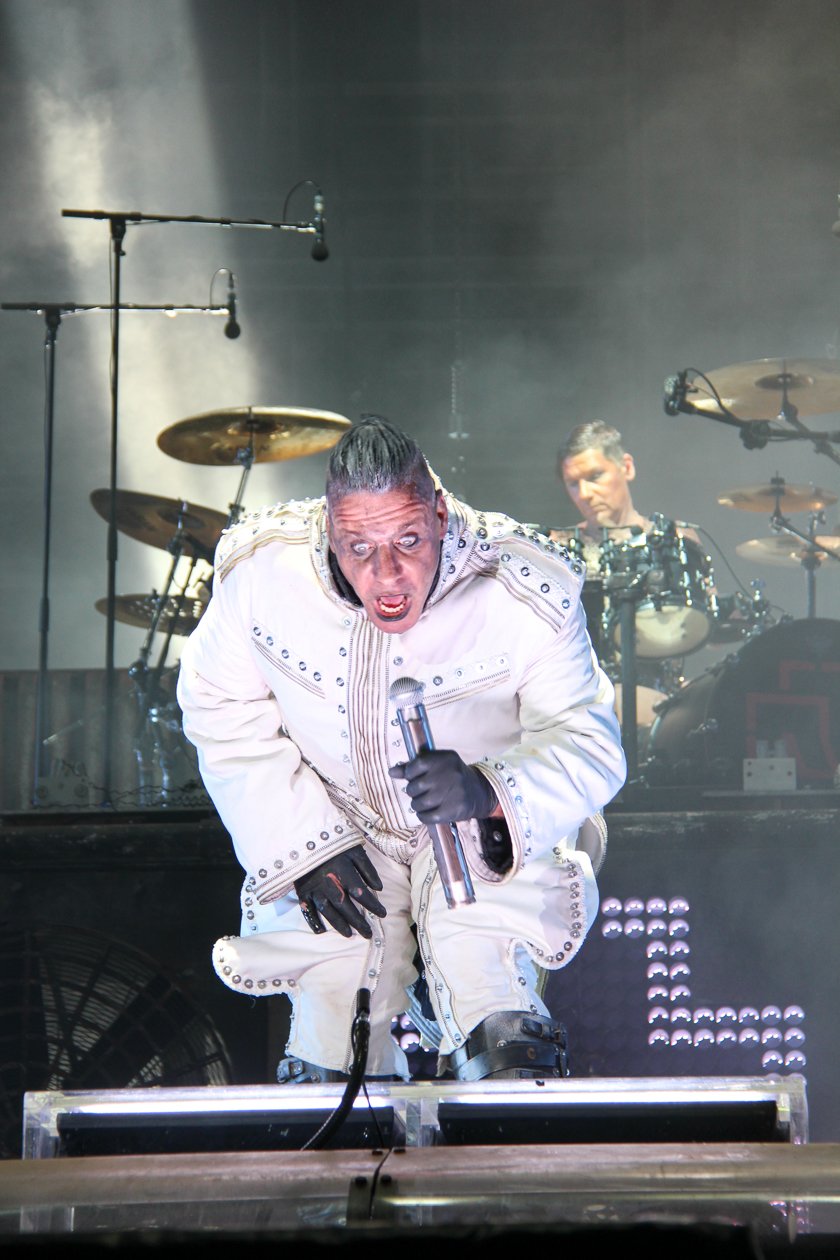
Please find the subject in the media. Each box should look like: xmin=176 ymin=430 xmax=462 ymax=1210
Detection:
xmin=95 ymin=594 xmax=206 ymax=636
xmin=90 ymin=489 xmax=227 ymax=559
xmin=717 ymin=480 xmax=837 ymax=513
xmin=157 ymin=405 xmax=351 ymax=465
xmin=735 ymin=535 xmax=840 ymax=567
xmin=690 ymin=357 xmax=840 ymax=418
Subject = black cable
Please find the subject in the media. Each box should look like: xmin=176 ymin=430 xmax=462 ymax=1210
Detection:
xmin=301 ymin=987 xmax=372 ymax=1151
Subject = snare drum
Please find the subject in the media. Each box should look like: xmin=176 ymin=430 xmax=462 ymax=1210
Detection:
xmin=600 ymin=521 xmax=718 ymax=659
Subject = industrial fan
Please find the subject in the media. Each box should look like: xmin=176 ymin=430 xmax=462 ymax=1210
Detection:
xmin=0 ymin=922 xmax=233 ymax=1159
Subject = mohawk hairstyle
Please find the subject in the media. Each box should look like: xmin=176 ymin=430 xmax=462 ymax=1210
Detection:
xmin=326 ymin=414 xmax=436 ymax=506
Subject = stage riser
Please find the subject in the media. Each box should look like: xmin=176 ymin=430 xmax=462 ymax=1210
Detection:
xmin=1 ymin=802 xmax=838 ymax=1158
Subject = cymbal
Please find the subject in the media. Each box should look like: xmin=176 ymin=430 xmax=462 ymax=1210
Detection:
xmin=735 ymin=535 xmax=840 ymax=567
xmin=157 ymin=405 xmax=351 ymax=465
xmin=95 ymin=594 xmax=206 ymax=636
xmin=690 ymin=357 xmax=840 ymax=418
xmin=90 ymin=489 xmax=227 ymax=559
xmin=717 ymin=480 xmax=837 ymax=513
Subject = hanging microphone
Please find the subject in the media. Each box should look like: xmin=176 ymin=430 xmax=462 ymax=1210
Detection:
xmin=311 ymin=192 xmax=329 ymax=261
xmin=389 ymin=677 xmax=476 ymax=908
xmin=224 ymin=273 xmax=241 ymax=339
xmin=663 ymin=370 xmax=688 ymax=415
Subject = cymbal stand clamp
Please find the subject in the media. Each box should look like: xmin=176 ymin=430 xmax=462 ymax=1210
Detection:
xmin=228 ymin=441 xmax=256 ymax=526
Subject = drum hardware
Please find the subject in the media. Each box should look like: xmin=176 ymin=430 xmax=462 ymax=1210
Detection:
xmin=664 ymin=360 xmax=840 ymax=464
xmin=91 ymin=497 xmax=213 ymax=806
xmin=689 ymin=358 xmax=840 ymax=420
xmin=156 ymin=405 xmax=351 ymax=465
xmin=89 ymin=489 xmax=228 ymax=562
xmin=643 ymin=617 xmax=840 ymax=790
xmin=735 ymin=533 xmax=840 ymax=567
xmin=156 ymin=405 xmax=352 ymax=529
xmin=599 ymin=514 xmax=718 ymax=660
xmin=717 ymin=476 xmax=837 ymax=515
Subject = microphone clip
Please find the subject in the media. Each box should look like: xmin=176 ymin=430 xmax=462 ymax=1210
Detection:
xmin=663 ymin=370 xmax=689 ymax=416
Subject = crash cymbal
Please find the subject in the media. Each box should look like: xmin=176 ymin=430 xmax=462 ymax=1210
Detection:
xmin=717 ymin=480 xmax=837 ymax=513
xmin=95 ymin=594 xmax=206 ymax=636
xmin=735 ymin=535 xmax=840 ymax=567
xmin=90 ymin=489 xmax=227 ymax=559
xmin=157 ymin=405 xmax=351 ymax=465
xmin=690 ymin=358 xmax=840 ymax=418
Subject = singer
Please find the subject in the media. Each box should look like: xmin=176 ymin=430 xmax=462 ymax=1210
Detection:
xmin=177 ymin=417 xmax=625 ymax=1084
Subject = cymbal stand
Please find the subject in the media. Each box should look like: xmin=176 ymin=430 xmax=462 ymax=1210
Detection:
xmin=769 ymin=496 xmax=840 ymax=619
xmin=227 ymin=439 xmax=256 ymax=526
xmin=128 ymin=521 xmax=199 ymax=805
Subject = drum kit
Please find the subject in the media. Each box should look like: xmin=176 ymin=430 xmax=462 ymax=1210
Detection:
xmin=580 ymin=474 xmax=840 ymax=788
xmin=85 ymin=355 xmax=840 ymax=800
xmin=89 ymin=406 xmax=351 ymax=804
xmin=642 ymin=352 xmax=840 ymax=789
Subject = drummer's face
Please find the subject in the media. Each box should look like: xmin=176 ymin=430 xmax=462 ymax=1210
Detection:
xmin=562 ymin=447 xmax=636 ymax=529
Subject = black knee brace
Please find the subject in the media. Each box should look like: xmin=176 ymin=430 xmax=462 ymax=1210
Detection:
xmin=445 ymin=1011 xmax=570 ymax=1081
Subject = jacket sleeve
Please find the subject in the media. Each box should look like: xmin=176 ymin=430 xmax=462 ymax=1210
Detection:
xmin=462 ymin=593 xmax=626 ymax=882
xmin=176 ymin=559 xmax=366 ymax=904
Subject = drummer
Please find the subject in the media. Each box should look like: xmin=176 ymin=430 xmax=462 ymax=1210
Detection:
xmin=548 ymin=420 xmax=701 ymax=558
xmin=548 ymin=420 xmax=703 ymax=736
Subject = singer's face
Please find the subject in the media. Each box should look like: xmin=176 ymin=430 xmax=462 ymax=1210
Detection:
xmin=328 ymin=486 xmax=448 ymax=633
xmin=561 ymin=448 xmax=636 ymax=530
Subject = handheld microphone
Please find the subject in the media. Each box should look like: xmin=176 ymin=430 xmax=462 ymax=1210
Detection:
xmin=389 ymin=676 xmax=476 ymax=908
xmin=224 ymin=273 xmax=241 ymax=339
xmin=311 ymin=192 xmax=329 ymax=261
xmin=663 ymin=370 xmax=687 ymax=415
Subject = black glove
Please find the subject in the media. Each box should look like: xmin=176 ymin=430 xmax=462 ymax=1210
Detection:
xmin=294 ymin=844 xmax=386 ymax=939
xmin=389 ymin=749 xmax=498 ymax=825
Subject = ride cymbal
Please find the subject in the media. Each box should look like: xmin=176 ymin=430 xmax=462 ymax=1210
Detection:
xmin=690 ymin=357 xmax=840 ymax=419
xmin=717 ymin=480 xmax=837 ymax=513
xmin=157 ymin=405 xmax=351 ymax=465
xmin=735 ymin=535 xmax=840 ymax=567
xmin=95 ymin=594 xmax=206 ymax=636
xmin=90 ymin=489 xmax=228 ymax=559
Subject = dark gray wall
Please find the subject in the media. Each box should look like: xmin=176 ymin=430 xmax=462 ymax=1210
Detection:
xmin=2 ymin=0 xmax=839 ymax=679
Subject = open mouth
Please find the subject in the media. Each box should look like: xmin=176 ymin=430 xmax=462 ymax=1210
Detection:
xmin=375 ymin=595 xmax=408 ymax=619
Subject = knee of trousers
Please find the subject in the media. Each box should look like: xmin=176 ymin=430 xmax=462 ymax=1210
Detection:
xmin=442 ymin=1010 xmax=570 ymax=1081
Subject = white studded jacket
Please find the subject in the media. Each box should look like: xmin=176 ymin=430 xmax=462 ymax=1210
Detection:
xmin=176 ymin=492 xmax=626 ymax=909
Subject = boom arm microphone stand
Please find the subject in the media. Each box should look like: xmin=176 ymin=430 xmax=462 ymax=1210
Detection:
xmin=61 ymin=200 xmax=323 ymax=805
xmin=1 ymin=297 xmax=229 ymax=806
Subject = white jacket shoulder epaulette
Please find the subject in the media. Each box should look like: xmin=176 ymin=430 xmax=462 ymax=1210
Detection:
xmin=214 ymin=498 xmax=319 ymax=581
xmin=454 ymin=502 xmax=586 ymax=631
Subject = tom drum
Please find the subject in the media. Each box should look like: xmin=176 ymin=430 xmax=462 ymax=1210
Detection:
xmin=600 ymin=526 xmax=718 ymax=660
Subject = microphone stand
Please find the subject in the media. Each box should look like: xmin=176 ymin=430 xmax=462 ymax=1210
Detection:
xmin=2 ymin=297 xmax=227 ymax=809
xmin=609 ymin=580 xmax=644 ymax=785
xmin=665 ymin=366 xmax=840 ymax=466
xmin=62 ymin=205 xmax=320 ymax=805
xmin=0 ymin=303 xmax=66 ymax=804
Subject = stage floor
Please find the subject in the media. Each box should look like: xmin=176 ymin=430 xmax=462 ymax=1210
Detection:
xmin=2 ymin=1076 xmax=839 ymax=1248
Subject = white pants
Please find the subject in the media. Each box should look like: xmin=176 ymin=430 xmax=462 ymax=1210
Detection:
xmin=212 ymin=840 xmax=597 ymax=1076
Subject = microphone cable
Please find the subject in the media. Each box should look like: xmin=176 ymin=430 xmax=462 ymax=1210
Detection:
xmin=301 ymin=987 xmax=382 ymax=1151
